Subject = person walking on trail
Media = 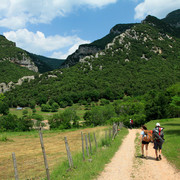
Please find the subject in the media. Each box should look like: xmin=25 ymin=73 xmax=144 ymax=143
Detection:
xmin=139 ymin=125 xmax=149 ymax=159
xmin=153 ymin=122 xmax=164 ymax=161
xmin=130 ymin=119 xmax=133 ymax=129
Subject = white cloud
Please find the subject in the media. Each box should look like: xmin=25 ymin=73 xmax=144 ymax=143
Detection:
xmin=4 ymin=29 xmax=90 ymax=59
xmin=0 ymin=0 xmax=117 ymax=29
xmin=134 ymin=0 xmax=180 ymax=20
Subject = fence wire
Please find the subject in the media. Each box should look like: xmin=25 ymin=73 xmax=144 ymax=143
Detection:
xmin=0 ymin=125 xmax=121 ymax=180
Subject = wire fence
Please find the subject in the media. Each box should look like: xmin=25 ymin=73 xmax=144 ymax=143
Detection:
xmin=0 ymin=122 xmax=123 ymax=180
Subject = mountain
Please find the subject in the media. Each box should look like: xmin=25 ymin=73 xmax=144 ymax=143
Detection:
xmin=162 ymin=9 xmax=180 ymax=28
xmin=61 ymin=23 xmax=136 ymax=68
xmin=61 ymin=9 xmax=180 ymax=68
xmin=5 ymin=10 xmax=180 ymax=107
xmin=27 ymin=53 xmax=65 ymax=73
xmin=0 ymin=35 xmax=65 ymax=74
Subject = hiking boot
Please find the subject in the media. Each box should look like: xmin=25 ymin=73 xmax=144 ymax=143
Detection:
xmin=156 ymin=157 xmax=159 ymax=161
xmin=159 ymin=155 xmax=162 ymax=160
xmin=141 ymin=155 xmax=144 ymax=158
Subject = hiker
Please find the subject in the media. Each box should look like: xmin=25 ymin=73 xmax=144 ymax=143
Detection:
xmin=139 ymin=125 xmax=149 ymax=159
xmin=130 ymin=119 xmax=133 ymax=129
xmin=153 ymin=122 xmax=164 ymax=161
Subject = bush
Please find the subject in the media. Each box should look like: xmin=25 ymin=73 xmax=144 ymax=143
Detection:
xmin=51 ymin=102 xmax=59 ymax=112
xmin=100 ymin=99 xmax=110 ymax=106
xmin=41 ymin=104 xmax=51 ymax=112
xmin=49 ymin=108 xmax=80 ymax=129
xmin=0 ymin=114 xmax=33 ymax=131
xmin=84 ymin=104 xmax=115 ymax=126
xmin=32 ymin=114 xmax=44 ymax=121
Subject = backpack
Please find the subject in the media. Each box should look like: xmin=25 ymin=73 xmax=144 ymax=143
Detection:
xmin=153 ymin=127 xmax=164 ymax=143
xmin=142 ymin=130 xmax=153 ymax=142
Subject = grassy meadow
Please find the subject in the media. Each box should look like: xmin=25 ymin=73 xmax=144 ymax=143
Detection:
xmin=0 ymin=126 xmax=109 ymax=180
xmin=145 ymin=118 xmax=180 ymax=170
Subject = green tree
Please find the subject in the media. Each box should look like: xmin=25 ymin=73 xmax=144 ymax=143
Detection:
xmin=41 ymin=104 xmax=51 ymax=112
xmin=0 ymin=94 xmax=9 ymax=115
xmin=51 ymin=102 xmax=59 ymax=112
xmin=170 ymin=95 xmax=180 ymax=117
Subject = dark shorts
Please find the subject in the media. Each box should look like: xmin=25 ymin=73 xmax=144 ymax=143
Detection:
xmin=154 ymin=141 xmax=162 ymax=150
xmin=142 ymin=141 xmax=149 ymax=144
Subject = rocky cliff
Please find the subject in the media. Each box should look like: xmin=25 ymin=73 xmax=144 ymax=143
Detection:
xmin=0 ymin=35 xmax=38 ymax=72
xmin=0 ymin=76 xmax=35 ymax=93
xmin=61 ymin=23 xmax=136 ymax=68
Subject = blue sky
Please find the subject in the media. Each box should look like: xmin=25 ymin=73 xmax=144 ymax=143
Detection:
xmin=0 ymin=0 xmax=179 ymax=59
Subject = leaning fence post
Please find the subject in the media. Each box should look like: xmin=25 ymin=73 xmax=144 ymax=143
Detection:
xmin=94 ymin=132 xmax=98 ymax=150
xmin=88 ymin=133 xmax=92 ymax=154
xmin=12 ymin=152 xmax=19 ymax=180
xmin=64 ymin=136 xmax=73 ymax=168
xmin=85 ymin=134 xmax=89 ymax=157
xmin=39 ymin=130 xmax=50 ymax=180
xmin=81 ymin=132 xmax=85 ymax=161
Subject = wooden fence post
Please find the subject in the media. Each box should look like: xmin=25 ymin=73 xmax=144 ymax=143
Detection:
xmin=12 ymin=152 xmax=19 ymax=180
xmin=112 ymin=123 xmax=118 ymax=139
xmin=88 ymin=133 xmax=92 ymax=154
xmin=39 ymin=130 xmax=50 ymax=180
xmin=105 ymin=130 xmax=107 ymax=140
xmin=109 ymin=128 xmax=111 ymax=139
xmin=81 ymin=132 xmax=85 ymax=161
xmin=85 ymin=134 xmax=89 ymax=157
xmin=64 ymin=136 xmax=73 ymax=168
xmin=93 ymin=132 xmax=98 ymax=149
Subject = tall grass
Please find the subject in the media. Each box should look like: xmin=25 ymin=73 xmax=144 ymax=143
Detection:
xmin=0 ymin=134 xmax=10 ymax=142
xmin=145 ymin=118 xmax=180 ymax=170
xmin=50 ymin=128 xmax=128 ymax=180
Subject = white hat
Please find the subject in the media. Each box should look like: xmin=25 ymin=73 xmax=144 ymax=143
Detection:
xmin=156 ymin=123 xmax=160 ymax=127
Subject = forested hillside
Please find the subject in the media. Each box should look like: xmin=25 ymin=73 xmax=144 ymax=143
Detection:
xmin=27 ymin=53 xmax=65 ymax=73
xmin=4 ymin=16 xmax=180 ymax=108
xmin=0 ymin=35 xmax=65 ymax=81
xmin=0 ymin=61 xmax=37 ymax=84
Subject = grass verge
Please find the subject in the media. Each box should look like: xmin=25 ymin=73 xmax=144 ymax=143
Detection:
xmin=50 ymin=128 xmax=128 ymax=180
xmin=131 ymin=132 xmax=142 ymax=179
xmin=145 ymin=118 xmax=180 ymax=170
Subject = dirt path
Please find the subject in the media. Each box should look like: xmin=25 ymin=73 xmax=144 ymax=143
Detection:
xmin=97 ymin=129 xmax=180 ymax=180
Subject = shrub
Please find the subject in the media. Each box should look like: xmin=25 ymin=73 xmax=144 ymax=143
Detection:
xmin=100 ymin=99 xmax=110 ymax=106
xmin=84 ymin=104 xmax=115 ymax=126
xmin=41 ymin=104 xmax=51 ymax=112
xmin=49 ymin=108 xmax=80 ymax=129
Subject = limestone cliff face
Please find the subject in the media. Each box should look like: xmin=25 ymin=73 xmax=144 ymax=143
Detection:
xmin=0 ymin=35 xmax=38 ymax=72
xmin=11 ymin=53 xmax=38 ymax=72
xmin=0 ymin=76 xmax=35 ymax=93
xmin=0 ymin=53 xmax=38 ymax=73
xmin=61 ymin=23 xmax=136 ymax=68
xmin=61 ymin=44 xmax=101 ymax=68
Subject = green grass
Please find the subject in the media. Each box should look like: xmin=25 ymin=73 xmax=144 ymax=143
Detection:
xmin=9 ymin=106 xmax=61 ymax=119
xmin=0 ymin=134 xmax=8 ymax=142
xmin=145 ymin=118 xmax=180 ymax=170
xmin=9 ymin=104 xmax=87 ymax=121
xmin=50 ymin=128 xmax=128 ymax=180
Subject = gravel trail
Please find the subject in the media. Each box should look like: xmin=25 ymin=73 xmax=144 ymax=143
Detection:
xmin=97 ymin=129 xmax=180 ymax=180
